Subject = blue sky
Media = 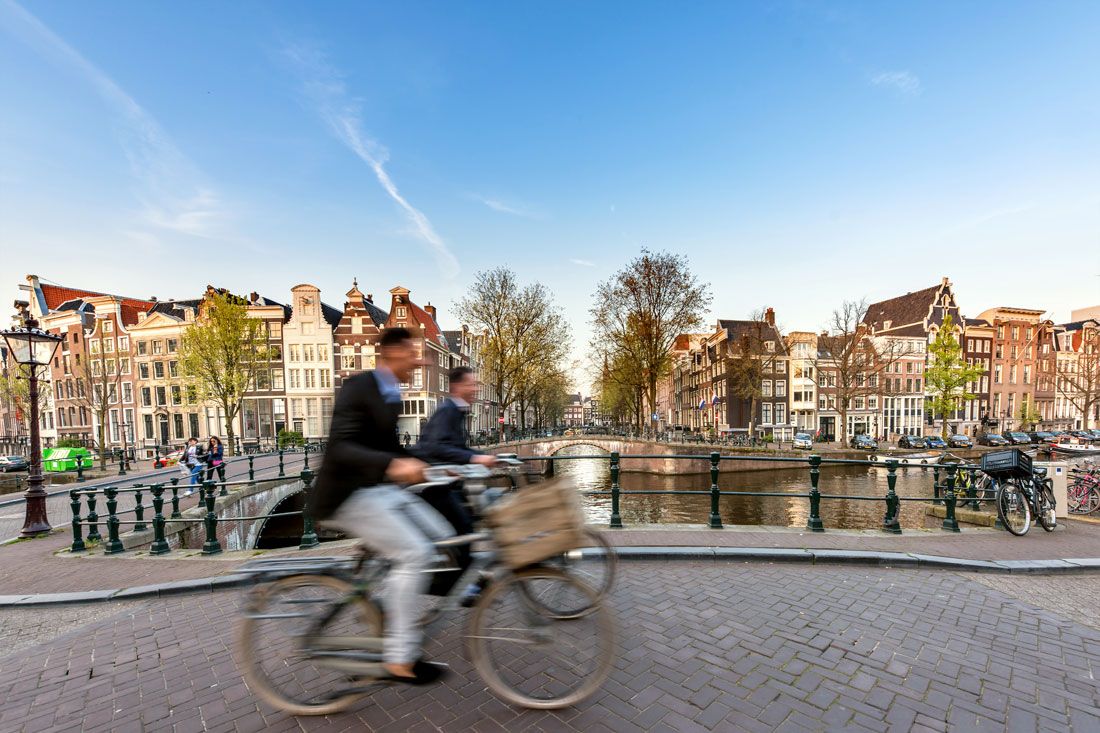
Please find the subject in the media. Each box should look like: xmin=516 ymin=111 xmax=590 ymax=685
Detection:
xmin=2 ymin=0 xmax=1099 ymax=389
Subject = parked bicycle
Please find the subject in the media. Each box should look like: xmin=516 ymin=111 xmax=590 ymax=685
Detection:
xmin=981 ymin=449 xmax=1056 ymax=536
xmin=1067 ymin=461 xmax=1100 ymax=515
xmin=235 ymin=464 xmax=616 ymax=715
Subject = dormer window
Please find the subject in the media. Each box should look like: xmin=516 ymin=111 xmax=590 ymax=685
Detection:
xmin=764 ymin=341 xmax=775 ymax=352
xmin=883 ymin=320 xmax=892 ymax=330
xmin=396 ymin=306 xmax=407 ymax=319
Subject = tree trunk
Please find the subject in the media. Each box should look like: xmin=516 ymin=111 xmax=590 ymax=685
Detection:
xmin=97 ymin=421 xmax=107 ymax=469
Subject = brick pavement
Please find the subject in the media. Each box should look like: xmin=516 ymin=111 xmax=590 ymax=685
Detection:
xmin=6 ymin=520 xmax=1100 ymax=596
xmin=2 ymin=563 xmax=1100 ymax=732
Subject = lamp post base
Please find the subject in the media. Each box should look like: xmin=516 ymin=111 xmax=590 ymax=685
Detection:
xmin=21 ymin=485 xmax=53 ymax=537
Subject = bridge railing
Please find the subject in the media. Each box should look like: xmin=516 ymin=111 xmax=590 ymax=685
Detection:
xmin=68 ymin=448 xmax=320 ymax=555
xmin=527 ymin=451 xmax=994 ymax=533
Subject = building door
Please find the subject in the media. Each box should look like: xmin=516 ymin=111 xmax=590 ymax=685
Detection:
xmin=158 ymin=416 xmax=169 ymax=446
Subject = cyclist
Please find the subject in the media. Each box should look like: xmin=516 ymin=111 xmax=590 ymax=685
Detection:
xmin=312 ymin=327 xmax=453 ymax=685
xmin=414 ymin=365 xmax=498 ymax=598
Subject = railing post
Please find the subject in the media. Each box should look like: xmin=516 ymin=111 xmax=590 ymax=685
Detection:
xmin=150 ymin=484 xmax=169 ymax=555
xmin=133 ymin=486 xmax=147 ymax=532
xmin=248 ymin=455 xmax=255 ymax=481
xmin=545 ymin=457 xmax=555 ymax=477
xmin=169 ymin=478 xmax=182 ymax=519
xmin=806 ymin=455 xmax=824 ymax=532
xmin=304 ymin=446 xmax=310 ymax=470
xmin=86 ymin=491 xmax=101 ymax=543
xmin=708 ymin=452 xmax=722 ymax=529
xmin=219 ymin=469 xmax=228 ymax=497
xmin=299 ymin=468 xmax=319 ymax=549
xmin=942 ymin=463 xmax=960 ymax=533
xmin=69 ymin=489 xmax=86 ymax=552
xmin=883 ymin=459 xmax=901 ymax=534
xmin=278 ymin=449 xmax=285 ymax=477
xmin=118 ymin=453 xmax=126 ymax=476
xmin=609 ymin=451 xmax=623 ymax=529
xmin=103 ymin=487 xmax=124 ymax=554
xmin=932 ymin=465 xmax=942 ymax=505
xmin=967 ymin=467 xmax=980 ymax=510
xmin=201 ymin=480 xmax=222 ymax=555
xmin=76 ymin=461 xmax=85 ymax=482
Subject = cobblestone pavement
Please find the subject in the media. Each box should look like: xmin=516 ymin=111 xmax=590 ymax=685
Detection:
xmin=0 ymin=601 xmax=145 ymax=657
xmin=965 ymin=572 xmax=1100 ymax=632
xmin=3 ymin=563 xmax=1100 ymax=732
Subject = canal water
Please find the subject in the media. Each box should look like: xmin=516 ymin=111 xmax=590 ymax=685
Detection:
xmin=550 ymin=445 xmax=942 ymax=530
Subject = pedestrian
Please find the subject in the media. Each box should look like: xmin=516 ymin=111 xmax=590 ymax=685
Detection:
xmin=403 ymin=431 xmax=411 ymax=447
xmin=180 ymin=437 xmax=204 ymax=495
xmin=205 ymin=436 xmax=226 ymax=485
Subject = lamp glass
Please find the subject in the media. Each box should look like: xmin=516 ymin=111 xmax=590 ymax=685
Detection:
xmin=2 ymin=329 xmax=62 ymax=366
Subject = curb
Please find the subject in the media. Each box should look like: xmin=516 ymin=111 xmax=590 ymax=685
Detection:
xmin=5 ymin=547 xmax=1100 ymax=607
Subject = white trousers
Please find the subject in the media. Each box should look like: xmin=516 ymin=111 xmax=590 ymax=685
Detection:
xmin=325 ymin=485 xmax=453 ymax=664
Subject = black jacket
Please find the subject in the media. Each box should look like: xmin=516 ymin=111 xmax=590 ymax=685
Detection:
xmin=415 ymin=398 xmax=477 ymax=465
xmin=312 ymin=371 xmax=408 ymax=519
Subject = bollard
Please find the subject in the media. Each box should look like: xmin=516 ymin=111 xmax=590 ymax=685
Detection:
xmin=967 ymin=467 xmax=980 ymax=510
xmin=708 ymin=452 xmax=722 ymax=529
xmin=201 ymin=480 xmax=222 ymax=555
xmin=298 ymin=468 xmax=320 ymax=549
xmin=545 ymin=457 xmax=555 ymax=477
xmin=248 ymin=455 xmax=255 ymax=482
xmin=609 ymin=451 xmax=623 ymax=529
xmin=133 ymin=487 xmax=147 ymax=532
xmin=219 ymin=471 xmax=228 ymax=497
xmin=76 ymin=461 xmax=85 ymax=482
xmin=807 ymin=455 xmax=824 ymax=532
xmin=278 ymin=449 xmax=285 ymax=477
xmin=882 ymin=460 xmax=901 ymax=534
xmin=150 ymin=485 xmax=169 ymax=555
xmin=932 ymin=465 xmax=942 ymax=505
xmin=942 ymin=463 xmax=960 ymax=532
xmin=304 ymin=446 xmax=310 ymax=470
xmin=86 ymin=492 xmax=102 ymax=543
xmin=70 ymin=490 xmax=86 ymax=552
xmin=169 ymin=478 xmax=182 ymax=519
xmin=118 ymin=454 xmax=126 ymax=476
xmin=104 ymin=487 xmax=124 ymax=554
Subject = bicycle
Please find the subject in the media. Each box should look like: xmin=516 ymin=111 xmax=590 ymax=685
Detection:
xmin=1067 ymin=463 xmax=1100 ymax=515
xmin=993 ymin=465 xmax=1056 ymax=536
xmin=235 ymin=466 xmax=616 ymax=715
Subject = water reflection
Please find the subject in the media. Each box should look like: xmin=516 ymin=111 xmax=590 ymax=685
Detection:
xmin=550 ymin=444 xmax=937 ymax=529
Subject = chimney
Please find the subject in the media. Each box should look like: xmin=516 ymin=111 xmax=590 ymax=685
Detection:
xmin=250 ymin=292 xmax=259 ymax=305
xmin=424 ymin=303 xmax=438 ymax=321
xmin=764 ymin=307 xmax=775 ymax=327
xmin=366 ymin=294 xmax=373 ymax=303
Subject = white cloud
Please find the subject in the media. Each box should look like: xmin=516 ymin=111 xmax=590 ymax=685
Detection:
xmin=0 ymin=0 xmax=229 ymax=240
xmin=870 ymin=70 xmax=922 ymax=97
xmin=469 ymin=193 xmax=542 ymax=219
xmin=282 ymin=42 xmax=460 ymax=279
xmin=570 ymin=258 xmax=595 ymax=267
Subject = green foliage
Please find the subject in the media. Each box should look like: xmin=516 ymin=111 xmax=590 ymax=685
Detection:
xmin=277 ymin=429 xmax=305 ymax=448
xmin=55 ymin=437 xmax=85 ymax=449
xmin=1016 ymin=397 xmax=1041 ymax=430
xmin=925 ymin=315 xmax=986 ymax=438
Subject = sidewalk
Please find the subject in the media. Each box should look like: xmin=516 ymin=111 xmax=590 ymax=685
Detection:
xmin=5 ymin=519 xmax=1100 ymax=604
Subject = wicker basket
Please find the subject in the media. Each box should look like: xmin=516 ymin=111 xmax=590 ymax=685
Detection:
xmin=482 ymin=477 xmax=586 ymax=569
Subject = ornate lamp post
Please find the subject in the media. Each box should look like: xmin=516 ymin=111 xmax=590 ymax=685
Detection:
xmin=2 ymin=315 xmax=63 ymax=537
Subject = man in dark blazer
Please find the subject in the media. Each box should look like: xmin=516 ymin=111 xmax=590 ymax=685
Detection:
xmin=414 ymin=366 xmax=496 ymax=595
xmin=314 ymin=327 xmax=451 ymax=685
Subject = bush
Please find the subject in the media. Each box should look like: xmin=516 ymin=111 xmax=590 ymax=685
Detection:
xmin=277 ymin=429 xmax=305 ymax=449
xmin=55 ymin=437 xmax=85 ymax=449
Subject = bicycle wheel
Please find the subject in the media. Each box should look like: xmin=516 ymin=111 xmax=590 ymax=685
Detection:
xmin=1067 ymin=480 xmax=1091 ymax=514
xmin=468 ymin=567 xmax=616 ymax=709
xmin=236 ymin=573 xmax=383 ymax=716
xmin=1037 ymin=479 xmax=1057 ymax=532
xmin=995 ymin=479 xmax=1031 ymax=536
xmin=520 ymin=528 xmax=618 ymax=619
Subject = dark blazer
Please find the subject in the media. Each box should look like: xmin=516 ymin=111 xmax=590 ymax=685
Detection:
xmin=415 ymin=399 xmax=477 ymax=465
xmin=313 ymin=371 xmax=407 ymax=519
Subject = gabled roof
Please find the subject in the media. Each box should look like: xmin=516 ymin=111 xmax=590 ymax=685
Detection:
xmin=717 ymin=319 xmax=787 ymax=353
xmin=442 ymin=330 xmax=465 ymax=354
xmin=364 ymin=301 xmax=388 ymax=327
xmin=964 ymin=317 xmax=991 ymax=328
xmin=321 ymin=302 xmax=343 ymax=330
xmin=863 ymin=285 xmax=940 ymax=333
xmin=150 ymin=300 xmax=201 ymax=321
xmin=39 ymin=283 xmax=153 ymax=316
xmin=1059 ymin=319 xmax=1100 ymax=331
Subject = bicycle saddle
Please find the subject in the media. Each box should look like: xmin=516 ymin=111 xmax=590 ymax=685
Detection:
xmin=1034 ymin=466 xmax=1048 ymax=478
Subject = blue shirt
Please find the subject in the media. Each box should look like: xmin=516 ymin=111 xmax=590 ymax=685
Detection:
xmin=374 ymin=366 xmax=401 ymax=404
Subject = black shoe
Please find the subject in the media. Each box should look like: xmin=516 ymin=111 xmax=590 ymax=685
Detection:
xmin=459 ymin=574 xmax=492 ymax=608
xmin=381 ymin=660 xmax=449 ymax=686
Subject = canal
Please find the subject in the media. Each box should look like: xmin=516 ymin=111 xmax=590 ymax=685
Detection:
xmin=550 ymin=445 xmax=943 ymax=530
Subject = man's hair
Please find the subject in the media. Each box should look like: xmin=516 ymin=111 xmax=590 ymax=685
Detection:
xmin=378 ymin=327 xmax=413 ymax=348
xmin=449 ymin=366 xmax=474 ymax=385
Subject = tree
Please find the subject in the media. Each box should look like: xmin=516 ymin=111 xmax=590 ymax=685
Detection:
xmin=925 ymin=315 xmax=985 ymax=438
xmin=75 ymin=321 xmax=127 ymax=468
xmin=590 ymin=249 xmax=712 ymax=430
xmin=456 ymin=268 xmax=570 ymax=428
xmin=1057 ymin=323 xmax=1100 ymax=429
xmin=178 ymin=292 xmax=269 ymax=456
xmin=1016 ymin=395 xmax=1042 ymax=431
xmin=0 ymin=362 xmax=50 ymax=439
xmin=815 ymin=300 xmax=912 ymax=443
xmin=725 ymin=310 xmax=784 ymax=436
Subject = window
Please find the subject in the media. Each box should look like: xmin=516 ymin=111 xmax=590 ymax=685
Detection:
xmin=118 ymin=335 xmax=128 ymax=351
xmin=1026 ymin=327 xmax=1032 ymax=341
xmin=994 ymin=365 xmax=1002 ymax=384
xmin=1012 ymin=326 xmax=1019 ymax=340
xmin=174 ymin=414 xmax=185 ymax=439
xmin=171 ymin=386 xmax=182 ymax=405
xmin=143 ymin=414 xmax=154 ymax=440
xmin=439 ymin=373 xmax=446 ymax=391
xmin=119 ymin=358 xmax=130 ymax=375
xmin=92 ymin=360 xmax=102 ymax=377
xmin=302 ymin=321 xmax=315 ymax=336
xmin=304 ymin=345 xmax=315 ymax=362
xmin=867 ymin=396 xmax=877 ymax=410
xmin=106 ymin=359 xmax=117 ymax=376
xmin=1023 ymin=366 xmax=1031 ymax=384
xmin=764 ymin=341 xmax=775 ymax=352
xmin=1010 ymin=365 xmax=1017 ymax=384
xmin=137 ymin=341 xmax=147 ymax=355
xmin=761 ymin=403 xmax=772 ymax=424
xmin=289 ymin=369 xmax=300 ymax=389
xmin=139 ymin=363 xmax=150 ymax=379
xmin=775 ymin=381 xmax=786 ymax=397
xmin=185 ymin=385 xmax=198 ymax=404
xmin=166 ymin=338 xmax=177 ymax=353
xmin=762 ymin=380 xmax=772 ymax=397
xmin=90 ymin=339 xmax=99 ymax=355
xmin=775 ymin=360 xmax=785 ymax=373
xmin=774 ymin=403 xmax=785 ymax=424
xmin=141 ymin=387 xmax=151 ymax=406
xmin=156 ymin=386 xmax=167 ymax=406
xmin=342 ymin=351 xmax=355 ymax=370
xmin=396 ymin=306 xmax=407 ymax=319
xmin=320 ymin=370 xmax=331 ymax=389
xmin=269 ymin=345 xmax=282 ymax=361
xmin=255 ymin=369 xmax=270 ymax=390
xmin=152 ymin=340 xmax=163 ymax=354
xmin=272 ymin=370 xmax=284 ymax=390
xmin=412 ymin=368 xmax=423 ymax=389
xmin=289 ymin=345 xmax=300 ymax=362
xmin=122 ymin=383 xmax=133 ymax=404
xmin=169 ymin=361 xmax=178 ymax=377
xmin=318 ymin=345 xmax=329 ymax=362
xmin=189 ymin=413 xmax=200 ymax=438
xmin=819 ymin=396 xmax=827 ymax=409
xmin=306 ymin=370 xmax=317 ymax=388
xmin=103 ymin=320 xmax=114 ymax=334
xmin=154 ymin=361 xmax=165 ymax=379
xmin=269 ymin=322 xmax=282 ymax=339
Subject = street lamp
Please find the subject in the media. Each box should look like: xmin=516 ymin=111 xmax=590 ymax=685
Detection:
xmin=2 ymin=315 xmax=63 ymax=537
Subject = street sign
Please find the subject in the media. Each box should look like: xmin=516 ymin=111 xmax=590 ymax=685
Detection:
xmin=498 ymin=417 xmax=505 ymax=424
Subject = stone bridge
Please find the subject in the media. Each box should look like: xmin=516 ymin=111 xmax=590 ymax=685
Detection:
xmin=119 ymin=475 xmax=306 ymax=553
xmin=489 ymin=436 xmax=812 ymax=474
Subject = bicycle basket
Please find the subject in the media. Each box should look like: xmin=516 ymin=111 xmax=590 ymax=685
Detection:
xmin=482 ymin=476 xmax=585 ymax=569
xmin=980 ymin=448 xmax=1033 ymax=480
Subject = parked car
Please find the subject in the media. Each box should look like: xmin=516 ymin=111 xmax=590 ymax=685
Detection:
xmin=948 ymin=435 xmax=973 ymax=449
xmin=1069 ymin=430 xmax=1099 ymax=442
xmin=898 ymin=435 xmax=928 ymax=449
xmin=792 ymin=432 xmax=813 ymax=450
xmin=1004 ymin=431 xmax=1032 ymax=445
xmin=850 ymin=434 xmax=878 ymax=450
xmin=1088 ymin=429 xmax=1100 ymax=440
xmin=0 ymin=455 xmax=29 ymax=472
xmin=153 ymin=449 xmax=184 ymax=469
xmin=978 ymin=433 xmax=1009 ymax=446
xmin=1027 ymin=431 xmax=1055 ymax=444
xmin=924 ymin=436 xmax=948 ymax=450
